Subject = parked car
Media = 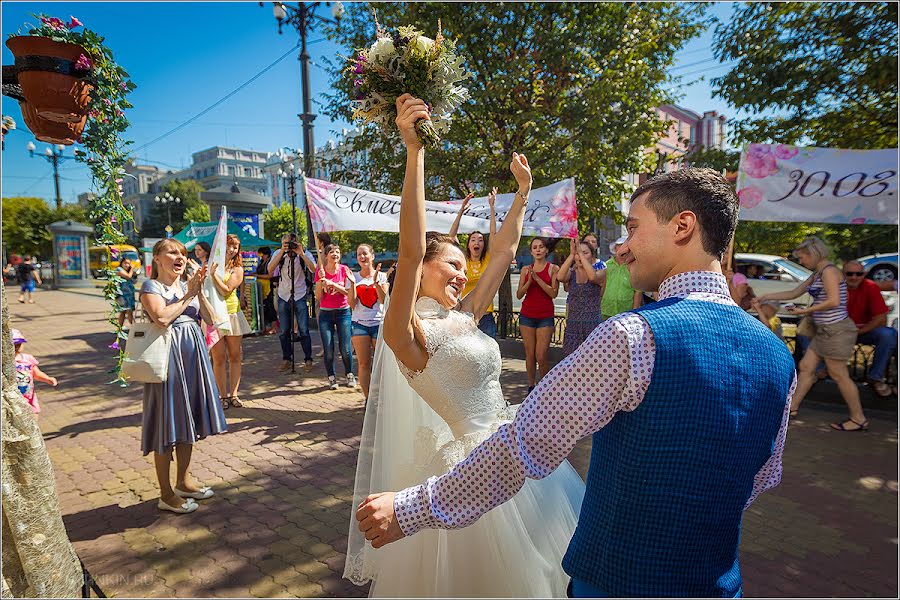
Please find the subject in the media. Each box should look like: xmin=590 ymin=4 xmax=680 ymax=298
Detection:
xmin=733 ymin=253 xmax=813 ymax=314
xmin=856 ymin=252 xmax=898 ymax=282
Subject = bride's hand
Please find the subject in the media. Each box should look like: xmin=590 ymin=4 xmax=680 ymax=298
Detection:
xmin=395 ymin=94 xmax=429 ymax=152
xmin=356 ymin=491 xmax=404 ymax=548
xmin=509 ymin=152 xmax=532 ymax=192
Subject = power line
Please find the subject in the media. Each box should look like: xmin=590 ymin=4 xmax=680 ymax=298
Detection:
xmin=19 ymin=168 xmax=52 ymax=194
xmin=672 ymin=60 xmax=738 ymax=82
xmin=130 ymin=41 xmax=302 ymax=155
xmin=669 ymin=56 xmax=720 ymax=72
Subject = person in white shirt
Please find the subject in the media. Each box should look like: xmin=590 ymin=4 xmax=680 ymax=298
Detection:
xmin=351 ymin=244 xmax=389 ymax=401
xmin=267 ymin=233 xmax=317 ymax=372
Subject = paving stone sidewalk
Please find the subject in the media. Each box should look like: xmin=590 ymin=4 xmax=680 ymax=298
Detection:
xmin=8 ymin=288 xmax=898 ymax=598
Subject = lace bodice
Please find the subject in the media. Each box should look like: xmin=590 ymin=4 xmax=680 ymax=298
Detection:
xmin=399 ymin=297 xmax=513 ymax=440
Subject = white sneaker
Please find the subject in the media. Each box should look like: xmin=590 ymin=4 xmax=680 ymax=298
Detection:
xmin=329 ymin=376 xmax=339 ymax=390
xmin=346 ymin=373 xmax=358 ymax=388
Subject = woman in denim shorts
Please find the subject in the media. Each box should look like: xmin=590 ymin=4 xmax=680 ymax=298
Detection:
xmin=517 ymin=237 xmax=559 ymax=392
xmin=351 ymin=244 xmax=389 ymax=401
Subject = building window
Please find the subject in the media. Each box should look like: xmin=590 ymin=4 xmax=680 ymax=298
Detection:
xmin=228 ymin=166 xmax=235 ymax=176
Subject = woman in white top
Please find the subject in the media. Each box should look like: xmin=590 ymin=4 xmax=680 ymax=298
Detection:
xmin=351 ymin=243 xmax=389 ymax=401
xmin=758 ymin=236 xmax=866 ymax=431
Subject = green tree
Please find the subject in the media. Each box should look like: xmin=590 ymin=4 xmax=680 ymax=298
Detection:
xmin=320 ymin=2 xmax=707 ymax=223
xmin=2 ymin=197 xmax=90 ymax=258
xmin=2 ymin=197 xmax=53 ymax=257
xmin=712 ymin=2 xmax=897 ymax=148
xmin=262 ymin=202 xmax=308 ymax=243
xmin=144 ymin=179 xmax=206 ymax=237
xmin=183 ymin=202 xmax=210 ymax=223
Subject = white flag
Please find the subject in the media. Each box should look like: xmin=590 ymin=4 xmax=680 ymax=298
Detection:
xmin=204 ymin=207 xmax=232 ymax=334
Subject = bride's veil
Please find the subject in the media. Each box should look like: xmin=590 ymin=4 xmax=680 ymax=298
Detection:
xmin=343 ymin=296 xmax=451 ymax=586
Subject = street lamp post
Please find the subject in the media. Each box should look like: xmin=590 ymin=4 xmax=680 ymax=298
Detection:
xmin=154 ymin=192 xmax=182 ymax=238
xmin=26 ymin=141 xmax=81 ymax=209
xmin=263 ymin=1 xmax=343 ymax=253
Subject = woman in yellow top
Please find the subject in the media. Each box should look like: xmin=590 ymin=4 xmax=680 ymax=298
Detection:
xmin=210 ymin=234 xmax=252 ymax=409
xmin=449 ymin=187 xmax=498 ymax=338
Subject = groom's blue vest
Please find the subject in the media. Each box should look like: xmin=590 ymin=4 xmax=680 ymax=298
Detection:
xmin=562 ymin=297 xmax=795 ymax=597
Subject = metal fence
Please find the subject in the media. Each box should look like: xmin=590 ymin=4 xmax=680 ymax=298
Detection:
xmin=495 ymin=308 xmax=897 ymax=387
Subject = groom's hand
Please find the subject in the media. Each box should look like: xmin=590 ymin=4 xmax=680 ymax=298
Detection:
xmin=356 ymin=492 xmax=404 ymax=548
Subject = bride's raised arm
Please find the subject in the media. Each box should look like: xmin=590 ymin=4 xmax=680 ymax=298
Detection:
xmin=382 ymin=94 xmax=432 ymax=373
xmin=459 ymin=153 xmax=533 ymax=321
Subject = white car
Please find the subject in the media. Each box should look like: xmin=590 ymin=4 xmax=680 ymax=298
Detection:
xmin=734 ymin=253 xmax=812 ymax=312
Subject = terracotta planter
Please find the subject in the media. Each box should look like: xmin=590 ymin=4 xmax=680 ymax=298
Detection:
xmin=19 ymin=101 xmax=84 ymax=145
xmin=6 ymin=36 xmax=94 ymax=123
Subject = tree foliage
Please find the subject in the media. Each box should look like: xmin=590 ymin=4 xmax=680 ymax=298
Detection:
xmin=712 ymin=2 xmax=897 ymax=148
xmin=143 ymin=179 xmax=206 ymax=237
xmin=320 ymin=2 xmax=707 ymax=224
xmin=262 ymin=202 xmax=308 ymax=243
xmin=2 ymin=197 xmax=89 ymax=258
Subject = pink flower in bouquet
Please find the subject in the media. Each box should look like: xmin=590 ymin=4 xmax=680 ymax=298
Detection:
xmin=737 ymin=186 xmax=765 ymax=209
xmin=773 ymin=144 xmax=799 ymax=160
xmin=67 ymin=16 xmax=83 ymax=29
xmin=743 ymin=144 xmax=778 ymax=179
xmin=74 ymin=54 xmax=92 ymax=71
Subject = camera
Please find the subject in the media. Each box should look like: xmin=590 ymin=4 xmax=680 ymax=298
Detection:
xmin=287 ymin=240 xmax=298 ymax=250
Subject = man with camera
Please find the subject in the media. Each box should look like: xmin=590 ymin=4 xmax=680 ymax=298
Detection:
xmin=268 ymin=233 xmax=318 ymax=372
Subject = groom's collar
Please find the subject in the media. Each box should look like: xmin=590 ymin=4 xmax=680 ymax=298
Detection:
xmin=658 ymin=271 xmax=731 ymax=301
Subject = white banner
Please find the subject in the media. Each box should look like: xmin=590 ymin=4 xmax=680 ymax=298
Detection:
xmin=736 ymin=143 xmax=898 ymax=224
xmin=304 ymin=177 xmax=579 ymax=238
xmin=204 ymin=207 xmax=231 ymax=334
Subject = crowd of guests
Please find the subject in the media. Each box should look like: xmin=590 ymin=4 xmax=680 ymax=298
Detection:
xmin=10 ymin=227 xmax=896 ymax=517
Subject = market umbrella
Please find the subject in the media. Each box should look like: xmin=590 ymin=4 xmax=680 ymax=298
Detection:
xmin=172 ymin=219 xmax=281 ymax=250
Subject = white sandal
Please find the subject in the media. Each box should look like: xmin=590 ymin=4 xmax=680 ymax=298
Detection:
xmin=158 ymin=498 xmax=198 ymax=514
xmin=175 ymin=486 xmax=214 ymax=500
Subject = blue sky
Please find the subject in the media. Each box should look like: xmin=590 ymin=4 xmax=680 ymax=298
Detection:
xmin=2 ymin=1 xmax=740 ymax=203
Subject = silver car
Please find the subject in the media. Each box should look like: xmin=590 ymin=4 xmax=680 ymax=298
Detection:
xmin=734 ymin=253 xmax=813 ymax=311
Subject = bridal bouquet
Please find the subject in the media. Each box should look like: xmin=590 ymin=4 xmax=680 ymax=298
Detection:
xmin=345 ymin=19 xmax=470 ymax=149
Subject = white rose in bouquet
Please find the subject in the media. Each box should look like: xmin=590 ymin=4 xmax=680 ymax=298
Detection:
xmin=369 ymin=37 xmax=396 ymax=62
xmin=413 ymin=35 xmax=434 ymax=54
xmin=346 ymin=21 xmax=470 ymax=149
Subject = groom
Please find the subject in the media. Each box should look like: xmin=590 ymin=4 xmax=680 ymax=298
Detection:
xmin=356 ymin=168 xmax=796 ymax=598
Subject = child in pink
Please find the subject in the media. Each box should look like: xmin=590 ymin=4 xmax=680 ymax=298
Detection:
xmin=12 ymin=328 xmax=57 ymax=414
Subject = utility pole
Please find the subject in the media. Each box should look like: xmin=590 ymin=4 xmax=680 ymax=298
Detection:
xmin=264 ymin=1 xmax=344 ymax=253
xmin=26 ymin=141 xmax=80 ymax=209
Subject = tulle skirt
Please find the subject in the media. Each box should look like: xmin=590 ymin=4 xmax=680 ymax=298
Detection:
xmin=368 ymin=460 xmax=584 ymax=598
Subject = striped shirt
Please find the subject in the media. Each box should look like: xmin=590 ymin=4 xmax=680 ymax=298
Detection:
xmin=808 ymin=267 xmax=849 ymax=324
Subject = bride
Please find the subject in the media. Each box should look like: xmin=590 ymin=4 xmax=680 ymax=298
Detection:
xmin=343 ymin=94 xmax=585 ymax=597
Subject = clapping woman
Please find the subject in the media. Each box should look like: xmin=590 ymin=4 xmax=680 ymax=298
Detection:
xmin=351 ymin=244 xmax=389 ymax=400
xmin=315 ymin=241 xmax=357 ymax=390
xmin=557 ymin=238 xmax=604 ymax=358
xmin=140 ymin=239 xmax=227 ymax=514
xmin=517 ymin=237 xmax=559 ymax=392
xmin=209 ymin=234 xmax=252 ymax=409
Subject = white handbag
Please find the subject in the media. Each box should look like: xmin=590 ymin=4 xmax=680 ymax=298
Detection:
xmin=121 ymin=312 xmax=172 ymax=383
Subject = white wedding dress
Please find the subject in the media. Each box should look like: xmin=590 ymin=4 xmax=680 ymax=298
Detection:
xmin=344 ymin=297 xmax=585 ymax=597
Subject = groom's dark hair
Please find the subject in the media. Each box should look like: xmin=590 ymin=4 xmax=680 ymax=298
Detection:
xmin=631 ymin=167 xmax=738 ymax=260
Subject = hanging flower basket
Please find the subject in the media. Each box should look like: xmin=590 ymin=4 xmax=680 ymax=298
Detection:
xmin=18 ymin=100 xmax=85 ymax=144
xmin=7 ymin=13 xmax=137 ymax=377
xmin=6 ymin=36 xmax=94 ymax=123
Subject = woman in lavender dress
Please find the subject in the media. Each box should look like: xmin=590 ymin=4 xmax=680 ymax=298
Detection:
xmin=140 ymin=239 xmax=227 ymax=514
xmin=558 ymin=238 xmax=604 ymax=358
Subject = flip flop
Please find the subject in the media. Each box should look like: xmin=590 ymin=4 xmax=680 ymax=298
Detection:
xmin=830 ymin=419 xmax=869 ymax=432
